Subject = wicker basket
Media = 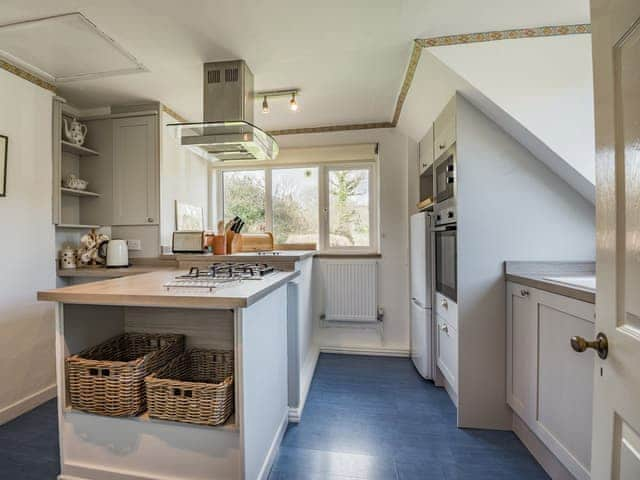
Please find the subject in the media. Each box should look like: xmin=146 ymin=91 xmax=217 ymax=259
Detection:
xmin=66 ymin=333 xmax=185 ymax=417
xmin=145 ymin=348 xmax=234 ymax=426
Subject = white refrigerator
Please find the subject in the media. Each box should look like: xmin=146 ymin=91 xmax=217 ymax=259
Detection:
xmin=410 ymin=211 xmax=434 ymax=379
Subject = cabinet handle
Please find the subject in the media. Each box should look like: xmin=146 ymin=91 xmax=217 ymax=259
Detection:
xmin=439 ymin=323 xmax=449 ymax=334
xmin=422 ymin=163 xmax=427 ymax=167
xmin=147 ymin=217 xmax=154 ymax=223
xmin=439 ymin=144 xmax=446 ymax=150
xmin=440 ymin=298 xmax=448 ymax=309
xmin=520 ymin=289 xmax=529 ymax=297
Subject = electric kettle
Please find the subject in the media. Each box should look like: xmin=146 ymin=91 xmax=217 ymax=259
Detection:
xmin=99 ymin=240 xmax=129 ymax=267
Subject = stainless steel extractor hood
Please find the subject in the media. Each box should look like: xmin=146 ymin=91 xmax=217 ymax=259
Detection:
xmin=167 ymin=60 xmax=279 ymax=162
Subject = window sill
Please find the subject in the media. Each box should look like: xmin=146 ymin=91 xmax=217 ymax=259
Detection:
xmin=314 ymin=252 xmax=381 ymax=259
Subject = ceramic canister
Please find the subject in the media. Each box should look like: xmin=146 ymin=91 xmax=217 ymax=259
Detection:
xmin=60 ymin=246 xmax=77 ymax=269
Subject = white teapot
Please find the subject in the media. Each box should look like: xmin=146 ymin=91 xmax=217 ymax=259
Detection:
xmin=63 ymin=117 xmax=87 ymax=146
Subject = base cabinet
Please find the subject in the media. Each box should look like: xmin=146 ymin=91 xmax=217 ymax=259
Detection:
xmin=507 ymin=282 xmax=595 ymax=480
xmin=436 ymin=313 xmax=458 ymax=397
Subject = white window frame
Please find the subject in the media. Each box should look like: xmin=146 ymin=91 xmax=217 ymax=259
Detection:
xmin=320 ymin=163 xmax=378 ymax=254
xmin=215 ymin=161 xmax=379 ymax=254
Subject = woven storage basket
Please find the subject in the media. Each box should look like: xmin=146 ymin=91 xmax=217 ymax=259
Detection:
xmin=145 ymin=348 xmax=234 ymax=426
xmin=66 ymin=333 xmax=185 ymax=417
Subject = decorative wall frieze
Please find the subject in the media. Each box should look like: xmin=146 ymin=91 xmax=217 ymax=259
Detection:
xmin=161 ymin=104 xmax=189 ymax=123
xmin=272 ymin=23 xmax=591 ymax=136
xmin=416 ymin=24 xmax=590 ymax=48
xmin=268 ymin=122 xmax=393 ymax=136
xmin=0 ymin=59 xmax=56 ymax=92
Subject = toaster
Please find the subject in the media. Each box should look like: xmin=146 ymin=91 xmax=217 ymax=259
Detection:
xmin=172 ymin=231 xmax=205 ymax=253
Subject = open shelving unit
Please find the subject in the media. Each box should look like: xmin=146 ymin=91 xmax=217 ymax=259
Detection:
xmin=53 ymin=101 xmax=107 ymax=231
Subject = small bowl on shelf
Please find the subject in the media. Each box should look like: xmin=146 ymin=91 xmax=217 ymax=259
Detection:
xmin=62 ymin=174 xmax=89 ymax=191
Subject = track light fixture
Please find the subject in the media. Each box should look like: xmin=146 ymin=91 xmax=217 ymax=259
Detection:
xmin=289 ymin=92 xmax=298 ymax=111
xmin=256 ymin=89 xmax=301 ymax=114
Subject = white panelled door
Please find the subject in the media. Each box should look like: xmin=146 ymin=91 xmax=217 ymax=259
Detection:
xmin=590 ymin=0 xmax=640 ymax=477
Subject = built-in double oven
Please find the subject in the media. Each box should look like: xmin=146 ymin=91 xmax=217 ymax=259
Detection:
xmin=434 ymin=204 xmax=457 ymax=302
xmin=434 ymin=145 xmax=455 ymax=203
xmin=433 ymin=144 xmax=457 ymax=302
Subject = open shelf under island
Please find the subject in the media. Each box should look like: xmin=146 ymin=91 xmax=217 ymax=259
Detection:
xmin=38 ymin=269 xmax=298 ymax=480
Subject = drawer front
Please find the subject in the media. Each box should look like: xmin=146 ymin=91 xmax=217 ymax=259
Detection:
xmin=435 ymin=292 xmax=458 ymax=330
xmin=436 ymin=314 xmax=458 ymax=392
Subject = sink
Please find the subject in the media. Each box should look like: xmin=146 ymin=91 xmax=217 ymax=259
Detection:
xmin=543 ymin=275 xmax=596 ymax=291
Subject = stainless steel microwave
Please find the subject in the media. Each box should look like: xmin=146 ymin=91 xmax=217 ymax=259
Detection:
xmin=434 ymin=146 xmax=456 ymax=203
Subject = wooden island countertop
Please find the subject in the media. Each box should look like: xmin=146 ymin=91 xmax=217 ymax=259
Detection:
xmin=39 ymin=269 xmax=299 ymax=309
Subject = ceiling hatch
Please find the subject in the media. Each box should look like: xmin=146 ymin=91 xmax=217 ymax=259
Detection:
xmin=0 ymin=12 xmax=147 ymax=83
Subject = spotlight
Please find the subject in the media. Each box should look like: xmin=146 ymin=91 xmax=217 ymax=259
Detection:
xmin=289 ymin=92 xmax=298 ymax=111
xmin=262 ymin=96 xmax=269 ymax=114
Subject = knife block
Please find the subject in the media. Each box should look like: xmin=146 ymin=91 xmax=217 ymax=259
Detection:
xmin=226 ymin=231 xmax=243 ymax=254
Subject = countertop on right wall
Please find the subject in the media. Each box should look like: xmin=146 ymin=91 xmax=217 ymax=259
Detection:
xmin=504 ymin=261 xmax=595 ymax=304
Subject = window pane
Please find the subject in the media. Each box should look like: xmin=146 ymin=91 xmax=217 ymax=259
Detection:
xmin=222 ymin=170 xmax=265 ymax=233
xmin=328 ymin=169 xmax=370 ymax=247
xmin=272 ymin=168 xmax=319 ymax=246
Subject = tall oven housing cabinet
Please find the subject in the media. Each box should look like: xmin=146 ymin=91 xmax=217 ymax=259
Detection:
xmin=410 ymin=211 xmax=435 ymax=379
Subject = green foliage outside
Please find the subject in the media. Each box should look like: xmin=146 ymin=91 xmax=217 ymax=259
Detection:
xmin=223 ymin=168 xmax=368 ymax=247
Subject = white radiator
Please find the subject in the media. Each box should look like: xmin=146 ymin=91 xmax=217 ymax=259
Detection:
xmin=321 ymin=260 xmax=378 ymax=323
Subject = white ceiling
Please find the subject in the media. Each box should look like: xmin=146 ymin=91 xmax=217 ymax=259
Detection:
xmin=0 ymin=0 xmax=590 ymax=130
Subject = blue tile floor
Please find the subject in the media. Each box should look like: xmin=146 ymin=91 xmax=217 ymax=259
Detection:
xmin=269 ymin=354 xmax=549 ymax=480
xmin=0 ymin=398 xmax=59 ymax=479
xmin=0 ymin=354 xmax=548 ymax=479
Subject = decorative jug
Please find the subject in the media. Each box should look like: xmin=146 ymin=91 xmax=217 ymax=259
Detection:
xmin=63 ymin=118 xmax=88 ymax=146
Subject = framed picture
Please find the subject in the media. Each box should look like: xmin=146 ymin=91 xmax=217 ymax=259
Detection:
xmin=175 ymin=201 xmax=204 ymax=231
xmin=0 ymin=135 xmax=6 ymax=197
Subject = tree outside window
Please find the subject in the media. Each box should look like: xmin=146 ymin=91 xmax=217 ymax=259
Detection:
xmin=328 ymin=169 xmax=370 ymax=247
xmin=222 ymin=170 xmax=266 ymax=233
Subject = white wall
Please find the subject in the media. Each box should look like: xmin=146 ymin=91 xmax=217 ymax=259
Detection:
xmin=455 ymin=95 xmax=595 ymax=429
xmin=160 ymin=111 xmax=209 ymax=249
xmin=0 ymin=69 xmax=56 ymax=422
xmin=277 ymin=128 xmax=414 ymax=354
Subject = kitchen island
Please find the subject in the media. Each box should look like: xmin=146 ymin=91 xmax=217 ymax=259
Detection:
xmin=38 ymin=269 xmax=299 ymax=480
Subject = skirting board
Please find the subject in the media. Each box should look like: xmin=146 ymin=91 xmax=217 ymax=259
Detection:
xmin=289 ymin=346 xmax=320 ymax=422
xmin=512 ymin=413 xmax=576 ymax=480
xmin=319 ymin=345 xmax=409 ymax=357
xmin=257 ymin=410 xmax=289 ymax=480
xmin=0 ymin=384 xmax=56 ymax=426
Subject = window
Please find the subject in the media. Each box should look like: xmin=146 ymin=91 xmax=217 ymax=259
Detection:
xmin=219 ymin=163 xmax=377 ymax=252
xmin=272 ymin=168 xmax=319 ymax=246
xmin=222 ymin=170 xmax=265 ymax=233
xmin=328 ymin=168 xmax=371 ymax=248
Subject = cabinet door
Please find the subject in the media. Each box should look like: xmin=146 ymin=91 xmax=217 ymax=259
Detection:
xmin=418 ymin=126 xmax=434 ymax=175
xmin=536 ymin=289 xmax=594 ymax=480
xmin=113 ymin=115 xmax=158 ymax=225
xmin=506 ymin=282 xmax=537 ymax=423
xmin=434 ymin=97 xmax=456 ymax=158
xmin=436 ymin=313 xmax=458 ymax=394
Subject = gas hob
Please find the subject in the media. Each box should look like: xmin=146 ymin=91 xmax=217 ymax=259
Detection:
xmin=164 ymin=263 xmax=277 ymax=291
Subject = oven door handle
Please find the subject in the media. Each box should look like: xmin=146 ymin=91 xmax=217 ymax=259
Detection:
xmin=433 ymin=225 xmax=457 ymax=232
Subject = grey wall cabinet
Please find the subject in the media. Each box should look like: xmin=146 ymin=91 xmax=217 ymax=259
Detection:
xmin=112 ymin=115 xmax=159 ymax=226
xmin=418 ymin=126 xmax=434 ymax=175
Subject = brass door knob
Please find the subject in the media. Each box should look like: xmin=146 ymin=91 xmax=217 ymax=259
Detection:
xmin=571 ymin=332 xmax=608 ymax=359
